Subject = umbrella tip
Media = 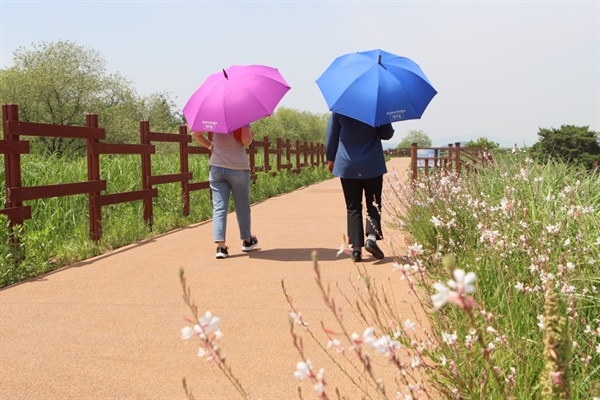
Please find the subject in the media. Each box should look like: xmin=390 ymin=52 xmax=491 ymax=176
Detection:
xmin=378 ymin=54 xmax=382 ymax=64
xmin=222 ymin=69 xmax=228 ymax=79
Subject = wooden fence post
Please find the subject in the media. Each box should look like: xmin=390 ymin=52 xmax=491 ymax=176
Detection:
xmin=276 ymin=137 xmax=283 ymax=171
xmin=3 ymin=104 xmax=22 ymax=217
xmin=455 ymin=142 xmax=462 ymax=175
xmin=294 ymin=140 xmax=301 ymax=173
xmin=140 ymin=121 xmax=153 ymax=229
xmin=448 ymin=146 xmax=454 ymax=172
xmin=410 ymin=142 xmax=418 ymax=181
xmin=179 ymin=125 xmax=191 ymax=216
xmin=86 ymin=113 xmax=102 ymax=241
xmin=2 ymin=104 xmax=25 ymax=259
xmin=262 ymin=136 xmax=271 ymax=173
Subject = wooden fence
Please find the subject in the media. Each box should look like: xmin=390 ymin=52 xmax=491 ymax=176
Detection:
xmin=385 ymin=142 xmax=494 ymax=179
xmin=0 ymin=104 xmax=326 ymax=242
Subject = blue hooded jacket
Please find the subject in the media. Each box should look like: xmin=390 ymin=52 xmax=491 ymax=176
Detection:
xmin=325 ymin=112 xmax=394 ymax=179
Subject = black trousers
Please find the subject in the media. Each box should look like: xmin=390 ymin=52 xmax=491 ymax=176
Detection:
xmin=340 ymin=175 xmax=383 ymax=248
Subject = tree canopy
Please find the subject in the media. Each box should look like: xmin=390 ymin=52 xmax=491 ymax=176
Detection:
xmin=250 ymin=106 xmax=329 ymax=144
xmin=464 ymin=137 xmax=500 ymax=150
xmin=396 ymin=129 xmax=432 ymax=148
xmin=1 ymin=40 xmax=328 ymax=156
xmin=530 ymin=125 xmax=599 ymax=169
xmin=0 ymin=40 xmax=182 ymax=156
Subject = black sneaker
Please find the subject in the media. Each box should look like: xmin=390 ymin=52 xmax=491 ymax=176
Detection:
xmin=351 ymin=249 xmax=362 ymax=262
xmin=241 ymin=236 xmax=258 ymax=252
xmin=365 ymin=239 xmax=384 ymax=260
xmin=216 ymin=246 xmax=229 ymax=259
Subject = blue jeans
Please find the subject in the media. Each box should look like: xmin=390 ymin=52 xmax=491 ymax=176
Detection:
xmin=209 ymin=166 xmax=251 ymax=243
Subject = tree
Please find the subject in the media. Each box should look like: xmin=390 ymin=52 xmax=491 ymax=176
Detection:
xmin=396 ymin=130 xmax=432 ymax=148
xmin=530 ymin=125 xmax=599 ymax=169
xmin=0 ymin=40 xmax=181 ymax=156
xmin=464 ymin=137 xmax=499 ymax=150
xmin=250 ymin=106 xmax=328 ymax=144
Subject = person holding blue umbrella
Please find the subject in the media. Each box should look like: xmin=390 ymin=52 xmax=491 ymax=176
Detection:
xmin=318 ymin=49 xmax=436 ymax=262
xmin=326 ymin=112 xmax=394 ymax=262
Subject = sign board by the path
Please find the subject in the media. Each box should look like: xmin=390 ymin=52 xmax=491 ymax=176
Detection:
xmin=417 ymin=149 xmax=440 ymax=168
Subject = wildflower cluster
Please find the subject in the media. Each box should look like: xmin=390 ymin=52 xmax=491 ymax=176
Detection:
xmin=384 ymin=153 xmax=600 ymax=398
xmin=177 ymin=153 xmax=599 ymax=399
xmin=178 ymin=268 xmax=249 ymax=400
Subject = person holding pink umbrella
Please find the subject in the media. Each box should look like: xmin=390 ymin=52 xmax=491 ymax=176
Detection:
xmin=191 ymin=126 xmax=258 ymax=259
xmin=184 ymin=64 xmax=290 ymax=259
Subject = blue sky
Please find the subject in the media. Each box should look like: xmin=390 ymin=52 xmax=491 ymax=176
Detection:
xmin=1 ymin=0 xmax=598 ymax=147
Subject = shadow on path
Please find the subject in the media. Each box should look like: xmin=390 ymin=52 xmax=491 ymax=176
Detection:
xmin=247 ymin=247 xmax=340 ymax=262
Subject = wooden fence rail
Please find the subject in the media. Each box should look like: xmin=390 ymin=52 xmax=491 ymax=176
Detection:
xmin=1 ymin=104 xmax=326 ymax=244
xmin=384 ymin=142 xmax=494 ymax=180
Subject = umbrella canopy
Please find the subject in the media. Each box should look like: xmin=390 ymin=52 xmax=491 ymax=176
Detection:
xmin=316 ymin=49 xmax=437 ymax=127
xmin=183 ymin=64 xmax=290 ymax=134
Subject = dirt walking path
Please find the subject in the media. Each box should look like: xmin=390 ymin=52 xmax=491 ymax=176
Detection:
xmin=0 ymin=157 xmax=425 ymax=400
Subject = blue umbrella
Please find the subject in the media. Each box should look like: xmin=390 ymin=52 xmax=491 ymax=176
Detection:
xmin=316 ymin=49 xmax=437 ymax=127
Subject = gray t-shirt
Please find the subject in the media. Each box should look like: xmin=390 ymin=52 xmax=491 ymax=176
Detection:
xmin=209 ymin=132 xmax=250 ymax=171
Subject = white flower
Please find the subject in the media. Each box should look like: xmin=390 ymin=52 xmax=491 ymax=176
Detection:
xmin=431 ymin=282 xmax=450 ymax=309
xmin=566 ymin=262 xmax=575 ymax=270
xmin=312 ymin=368 xmax=326 ymax=394
xmin=198 ymin=311 xmax=220 ymax=333
xmin=410 ymin=357 xmax=421 ymax=368
xmin=362 ymin=327 xmax=377 ymax=347
xmin=486 ymin=326 xmax=498 ymax=334
xmin=290 ymin=311 xmax=301 ymax=324
xmin=193 ymin=324 xmax=205 ymax=340
xmin=372 ymin=335 xmax=401 ymax=355
xmin=465 ymin=332 xmax=478 ymax=345
xmin=336 ymin=243 xmax=346 ymax=257
xmin=327 ymin=339 xmax=343 ymax=353
xmin=537 ymin=315 xmax=545 ymax=330
xmin=404 ymin=319 xmax=416 ymax=331
xmin=447 ymin=268 xmax=476 ymax=294
xmin=290 ymin=311 xmax=308 ymax=329
xmin=313 ymin=380 xmax=325 ymax=394
xmin=431 ymin=216 xmax=443 ymax=227
xmin=514 ymin=282 xmax=524 ymax=291
xmin=181 ymin=326 xmax=194 ymax=340
xmin=294 ymin=359 xmax=313 ymax=380
xmin=408 ymin=243 xmax=424 ymax=258
xmin=442 ymin=331 xmax=458 ymax=345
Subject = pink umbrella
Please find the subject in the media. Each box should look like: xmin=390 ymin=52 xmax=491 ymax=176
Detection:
xmin=183 ymin=64 xmax=291 ymax=134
